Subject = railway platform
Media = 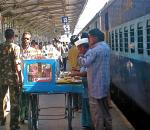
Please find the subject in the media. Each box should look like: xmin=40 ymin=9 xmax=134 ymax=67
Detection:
xmin=0 ymin=94 xmax=135 ymax=130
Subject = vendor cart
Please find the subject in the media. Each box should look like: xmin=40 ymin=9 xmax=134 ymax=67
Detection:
xmin=23 ymin=59 xmax=84 ymax=130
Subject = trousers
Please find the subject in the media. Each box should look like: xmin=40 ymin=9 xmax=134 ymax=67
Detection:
xmin=82 ymin=98 xmax=93 ymax=128
xmin=20 ymin=92 xmax=29 ymax=121
xmin=0 ymin=85 xmax=20 ymax=127
xmin=89 ymin=96 xmax=112 ymax=130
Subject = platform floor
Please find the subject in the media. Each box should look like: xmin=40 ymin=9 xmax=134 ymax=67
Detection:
xmin=0 ymin=94 xmax=135 ymax=130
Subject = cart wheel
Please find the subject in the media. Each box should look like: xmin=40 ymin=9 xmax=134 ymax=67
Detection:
xmin=67 ymin=93 xmax=72 ymax=130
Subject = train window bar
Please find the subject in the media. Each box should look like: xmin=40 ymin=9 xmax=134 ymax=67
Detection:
xmin=124 ymin=27 xmax=129 ymax=53
xmin=146 ymin=20 xmax=150 ymax=55
xmin=115 ymin=29 xmax=118 ymax=51
xmin=111 ymin=31 xmax=115 ymax=50
xmin=119 ymin=28 xmax=123 ymax=52
xmin=130 ymin=25 xmax=135 ymax=53
xmin=137 ymin=22 xmax=143 ymax=54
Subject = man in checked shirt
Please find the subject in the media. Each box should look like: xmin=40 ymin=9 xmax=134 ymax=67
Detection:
xmin=78 ymin=28 xmax=112 ymax=130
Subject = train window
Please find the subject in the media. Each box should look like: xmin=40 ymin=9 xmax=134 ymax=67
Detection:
xmin=146 ymin=20 xmax=150 ymax=55
xmin=111 ymin=31 xmax=115 ymax=50
xmin=137 ymin=22 xmax=143 ymax=54
xmin=95 ymin=21 xmax=98 ymax=28
xmin=119 ymin=28 xmax=123 ymax=52
xmin=105 ymin=12 xmax=109 ymax=30
xmin=124 ymin=27 xmax=128 ymax=52
xmin=130 ymin=25 xmax=135 ymax=53
xmin=115 ymin=30 xmax=118 ymax=51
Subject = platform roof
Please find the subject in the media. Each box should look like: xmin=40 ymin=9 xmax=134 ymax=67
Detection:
xmin=0 ymin=0 xmax=87 ymax=37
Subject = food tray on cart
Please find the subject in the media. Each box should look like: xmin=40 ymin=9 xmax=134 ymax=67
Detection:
xmin=56 ymin=76 xmax=83 ymax=93
xmin=56 ymin=78 xmax=82 ymax=84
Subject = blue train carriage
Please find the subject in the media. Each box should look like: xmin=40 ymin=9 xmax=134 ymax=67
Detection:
xmin=79 ymin=12 xmax=101 ymax=34
xmin=100 ymin=0 xmax=150 ymax=115
xmin=23 ymin=59 xmax=57 ymax=93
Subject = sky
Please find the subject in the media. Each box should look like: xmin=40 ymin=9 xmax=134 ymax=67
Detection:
xmin=73 ymin=0 xmax=109 ymax=35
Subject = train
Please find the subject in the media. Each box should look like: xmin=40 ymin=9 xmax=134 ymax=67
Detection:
xmin=79 ymin=0 xmax=150 ymax=116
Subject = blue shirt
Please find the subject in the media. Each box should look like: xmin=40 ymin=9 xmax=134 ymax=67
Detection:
xmin=79 ymin=41 xmax=110 ymax=99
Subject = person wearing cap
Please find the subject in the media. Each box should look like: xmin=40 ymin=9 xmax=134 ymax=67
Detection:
xmin=70 ymin=37 xmax=93 ymax=130
xmin=68 ymin=35 xmax=79 ymax=70
xmin=78 ymin=28 xmax=112 ymax=130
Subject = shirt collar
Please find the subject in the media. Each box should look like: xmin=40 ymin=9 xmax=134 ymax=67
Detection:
xmin=90 ymin=41 xmax=104 ymax=48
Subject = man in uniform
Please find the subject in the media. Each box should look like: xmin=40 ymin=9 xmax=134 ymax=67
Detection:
xmin=0 ymin=28 xmax=22 ymax=130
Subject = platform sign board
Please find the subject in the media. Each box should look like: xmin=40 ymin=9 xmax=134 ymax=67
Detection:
xmin=63 ymin=24 xmax=70 ymax=31
xmin=62 ymin=16 xmax=68 ymax=23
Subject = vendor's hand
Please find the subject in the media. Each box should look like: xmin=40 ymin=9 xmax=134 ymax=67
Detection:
xmin=19 ymin=81 xmax=23 ymax=86
xmin=68 ymin=72 xmax=76 ymax=77
xmin=68 ymin=73 xmax=73 ymax=77
xmin=71 ymin=67 xmax=79 ymax=71
xmin=71 ymin=67 xmax=76 ymax=71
